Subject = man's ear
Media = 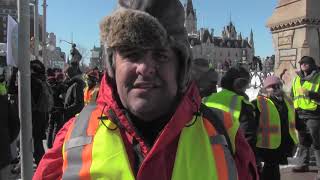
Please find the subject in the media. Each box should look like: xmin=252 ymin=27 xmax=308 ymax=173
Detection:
xmin=104 ymin=48 xmax=116 ymax=79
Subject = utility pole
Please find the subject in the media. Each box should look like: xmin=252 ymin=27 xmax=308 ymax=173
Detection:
xmin=42 ymin=0 xmax=47 ymax=68
xmin=18 ymin=0 xmax=34 ymax=179
xmin=34 ymin=0 xmax=39 ymax=58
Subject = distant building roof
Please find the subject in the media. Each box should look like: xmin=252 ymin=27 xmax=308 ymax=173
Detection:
xmin=189 ymin=30 xmax=252 ymax=48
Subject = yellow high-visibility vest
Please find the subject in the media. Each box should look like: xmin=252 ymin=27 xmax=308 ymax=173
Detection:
xmin=61 ymin=105 xmax=238 ymax=180
xmin=293 ymin=73 xmax=320 ymax=111
xmin=204 ymin=89 xmax=250 ymax=154
xmin=256 ymin=96 xmax=298 ymax=149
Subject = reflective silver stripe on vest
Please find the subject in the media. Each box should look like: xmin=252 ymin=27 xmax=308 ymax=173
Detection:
xmin=258 ymin=98 xmax=279 ymax=147
xmin=229 ymin=95 xmax=238 ymax=120
xmin=62 ymin=104 xmax=97 ymax=180
xmin=210 ymin=134 xmax=228 ymax=146
xmin=210 ymin=134 xmax=237 ymax=180
xmin=223 ymin=145 xmax=238 ymax=180
xmin=207 ymin=108 xmax=237 ymax=180
xmin=293 ymin=77 xmax=298 ymax=96
xmin=311 ymin=73 xmax=320 ymax=92
xmin=65 ymin=136 xmax=93 ymax=150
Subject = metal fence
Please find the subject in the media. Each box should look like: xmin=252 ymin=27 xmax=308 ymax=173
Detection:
xmin=215 ymin=60 xmax=275 ymax=90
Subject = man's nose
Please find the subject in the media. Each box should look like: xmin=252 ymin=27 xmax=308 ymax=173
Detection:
xmin=136 ymin=56 xmax=157 ymax=76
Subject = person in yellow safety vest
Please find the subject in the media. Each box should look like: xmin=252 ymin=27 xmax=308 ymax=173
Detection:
xmin=291 ymin=56 xmax=320 ymax=180
xmin=33 ymin=0 xmax=259 ymax=179
xmin=84 ymin=70 xmax=100 ymax=105
xmin=251 ymin=75 xmax=298 ymax=180
xmin=204 ymin=66 xmax=257 ymax=155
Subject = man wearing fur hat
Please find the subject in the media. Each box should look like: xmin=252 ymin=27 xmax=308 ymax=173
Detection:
xmin=33 ymin=0 xmax=258 ymax=179
xmin=291 ymin=56 xmax=320 ymax=180
xmin=252 ymin=75 xmax=298 ymax=180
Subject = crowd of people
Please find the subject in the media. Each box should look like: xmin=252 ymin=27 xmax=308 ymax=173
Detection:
xmin=0 ymin=0 xmax=320 ymax=180
xmin=0 ymin=58 xmax=102 ymax=178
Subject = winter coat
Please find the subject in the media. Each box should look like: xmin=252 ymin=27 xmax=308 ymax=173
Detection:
xmin=0 ymin=94 xmax=20 ymax=169
xmin=252 ymin=96 xmax=295 ymax=164
xmin=63 ymin=75 xmax=85 ymax=122
xmin=33 ymin=75 xmax=258 ymax=180
xmin=239 ymin=100 xmax=258 ymax=153
xmin=292 ymin=70 xmax=320 ymax=121
xmin=31 ymin=75 xmax=49 ymax=140
xmin=47 ymin=81 xmax=68 ymax=148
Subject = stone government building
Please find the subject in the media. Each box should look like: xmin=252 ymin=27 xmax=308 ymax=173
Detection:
xmin=184 ymin=0 xmax=255 ymax=68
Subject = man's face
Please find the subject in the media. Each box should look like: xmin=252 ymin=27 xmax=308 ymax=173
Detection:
xmin=300 ymin=62 xmax=310 ymax=72
xmin=114 ymin=48 xmax=179 ymax=122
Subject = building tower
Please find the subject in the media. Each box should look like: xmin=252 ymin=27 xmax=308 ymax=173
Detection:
xmin=184 ymin=0 xmax=197 ymax=34
xmin=249 ymin=29 xmax=254 ymax=54
xmin=222 ymin=21 xmax=237 ymax=40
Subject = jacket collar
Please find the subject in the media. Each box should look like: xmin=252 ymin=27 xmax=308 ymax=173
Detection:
xmin=96 ymin=75 xmax=201 ymax=155
xmin=297 ymin=70 xmax=319 ymax=81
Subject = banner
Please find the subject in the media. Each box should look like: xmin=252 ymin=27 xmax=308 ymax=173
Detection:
xmin=6 ymin=15 xmax=18 ymax=67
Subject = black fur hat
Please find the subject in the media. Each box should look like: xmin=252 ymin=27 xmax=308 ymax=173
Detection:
xmin=299 ymin=56 xmax=316 ymax=65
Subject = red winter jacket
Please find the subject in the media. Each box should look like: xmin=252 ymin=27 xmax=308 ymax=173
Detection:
xmin=33 ymin=75 xmax=258 ymax=180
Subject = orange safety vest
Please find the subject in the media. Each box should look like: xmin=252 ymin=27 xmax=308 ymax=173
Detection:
xmin=84 ymin=86 xmax=99 ymax=105
xmin=62 ymin=104 xmax=238 ymax=180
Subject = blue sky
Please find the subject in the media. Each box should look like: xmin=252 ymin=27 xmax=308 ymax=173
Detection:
xmin=45 ymin=0 xmax=278 ymax=64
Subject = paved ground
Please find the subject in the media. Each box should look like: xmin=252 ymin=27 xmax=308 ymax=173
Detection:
xmin=9 ymin=165 xmax=317 ymax=180
xmin=281 ymin=165 xmax=318 ymax=180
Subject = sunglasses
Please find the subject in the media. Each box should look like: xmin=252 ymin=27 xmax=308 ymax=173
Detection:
xmin=266 ymin=84 xmax=282 ymax=89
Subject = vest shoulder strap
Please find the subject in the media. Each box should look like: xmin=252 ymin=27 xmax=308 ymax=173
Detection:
xmin=200 ymin=103 xmax=234 ymax=155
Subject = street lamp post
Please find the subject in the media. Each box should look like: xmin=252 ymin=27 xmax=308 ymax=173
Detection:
xmin=18 ymin=0 xmax=34 ymax=179
xmin=34 ymin=0 xmax=39 ymax=58
xmin=42 ymin=0 xmax=47 ymax=68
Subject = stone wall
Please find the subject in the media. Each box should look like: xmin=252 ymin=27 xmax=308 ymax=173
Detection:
xmin=267 ymin=0 xmax=320 ymax=91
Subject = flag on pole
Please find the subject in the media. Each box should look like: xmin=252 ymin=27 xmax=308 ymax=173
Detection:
xmin=6 ymin=15 xmax=18 ymax=67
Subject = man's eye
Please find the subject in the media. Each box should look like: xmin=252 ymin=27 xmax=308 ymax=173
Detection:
xmin=123 ymin=52 xmax=143 ymax=62
xmin=154 ymin=53 xmax=169 ymax=62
